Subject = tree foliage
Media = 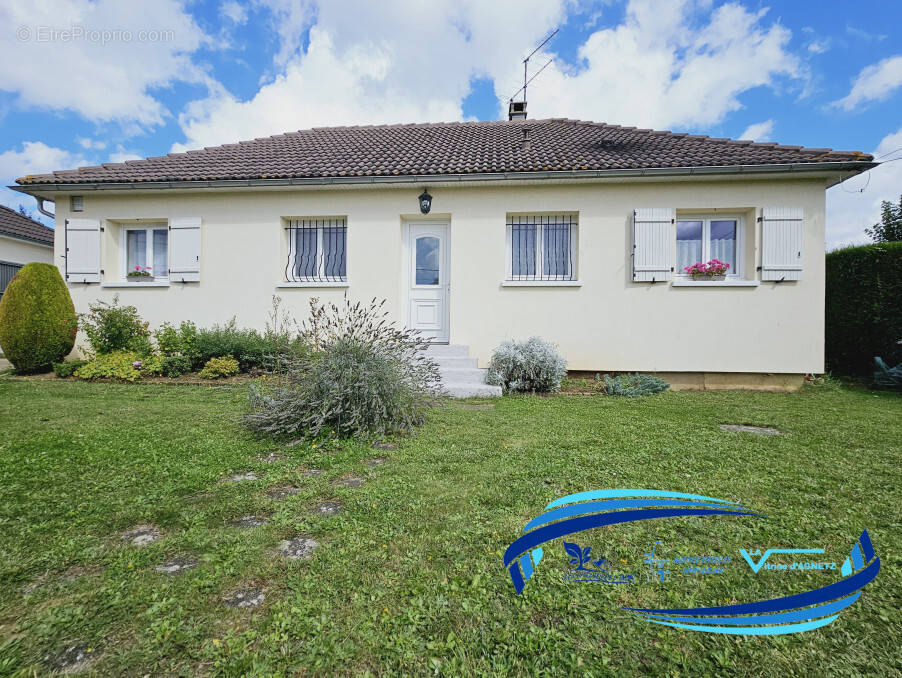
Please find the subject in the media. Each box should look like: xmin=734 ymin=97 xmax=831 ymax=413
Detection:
xmin=865 ymin=195 xmax=902 ymax=243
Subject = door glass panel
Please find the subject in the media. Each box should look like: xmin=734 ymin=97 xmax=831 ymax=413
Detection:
xmin=415 ymin=236 xmax=440 ymax=285
xmin=676 ymin=220 xmax=703 ymax=271
xmin=709 ymin=220 xmax=737 ymax=273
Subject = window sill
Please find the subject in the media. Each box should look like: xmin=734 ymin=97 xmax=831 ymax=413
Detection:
xmin=101 ymin=281 xmax=171 ymax=288
xmin=277 ymin=281 xmax=349 ymax=288
xmin=501 ymin=280 xmax=582 ymax=287
xmin=672 ymin=279 xmax=759 ymax=287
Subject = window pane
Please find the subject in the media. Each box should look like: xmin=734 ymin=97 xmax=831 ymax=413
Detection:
xmin=543 ymin=224 xmax=571 ymax=279
xmin=511 ymin=224 xmax=536 ymax=277
xmin=415 ymin=236 xmax=440 ymax=285
xmin=126 ymin=230 xmax=146 ymax=271
xmin=676 ymin=220 xmax=703 ymax=272
xmin=153 ymin=229 xmax=168 ymax=277
xmin=709 ymin=220 xmax=737 ymax=273
xmin=295 ymin=227 xmax=318 ymax=279
xmin=322 ymin=226 xmax=346 ymax=279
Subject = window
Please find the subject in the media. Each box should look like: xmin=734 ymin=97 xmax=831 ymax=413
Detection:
xmin=122 ymin=225 xmax=168 ymax=279
xmin=70 ymin=195 xmax=84 ymax=212
xmin=676 ymin=216 xmax=741 ymax=277
xmin=506 ymin=214 xmax=577 ymax=281
xmin=286 ymin=218 xmax=347 ymax=282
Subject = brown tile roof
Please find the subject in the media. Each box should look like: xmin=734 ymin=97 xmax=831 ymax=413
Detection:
xmin=0 ymin=205 xmax=54 ymax=245
xmin=15 ymin=118 xmax=873 ymax=186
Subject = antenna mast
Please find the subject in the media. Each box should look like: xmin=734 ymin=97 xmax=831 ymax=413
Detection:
xmin=510 ymin=28 xmax=558 ymax=105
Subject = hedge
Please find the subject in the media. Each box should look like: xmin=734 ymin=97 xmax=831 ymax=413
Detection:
xmin=0 ymin=263 xmax=77 ymax=373
xmin=825 ymin=241 xmax=902 ymax=376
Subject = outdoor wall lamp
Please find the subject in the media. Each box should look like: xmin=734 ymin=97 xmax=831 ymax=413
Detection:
xmin=418 ymin=188 xmax=432 ymax=214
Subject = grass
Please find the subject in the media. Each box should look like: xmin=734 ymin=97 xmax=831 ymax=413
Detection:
xmin=0 ymin=378 xmax=899 ymax=676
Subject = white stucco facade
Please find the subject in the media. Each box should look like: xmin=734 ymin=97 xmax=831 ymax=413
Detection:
xmin=0 ymin=235 xmax=53 ymax=266
xmin=51 ymin=175 xmax=830 ymax=375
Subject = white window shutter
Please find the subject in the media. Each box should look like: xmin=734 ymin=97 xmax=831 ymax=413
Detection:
xmin=169 ymin=217 xmax=201 ymax=282
xmin=65 ymin=218 xmax=101 ymax=283
xmin=761 ymin=207 xmax=803 ymax=281
xmin=632 ymin=208 xmax=674 ymax=282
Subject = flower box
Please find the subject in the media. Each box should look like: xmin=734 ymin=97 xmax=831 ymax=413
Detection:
xmin=689 ymin=274 xmax=726 ymax=281
xmin=684 ymin=259 xmax=730 ymax=280
xmin=126 ymin=275 xmax=154 ymax=282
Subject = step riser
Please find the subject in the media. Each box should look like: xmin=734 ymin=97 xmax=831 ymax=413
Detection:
xmin=438 ymin=367 xmax=489 ymax=382
xmin=425 ymin=344 xmax=470 ymax=357
xmin=444 ymin=384 xmax=503 ymax=398
xmin=431 ymin=356 xmax=478 ymax=369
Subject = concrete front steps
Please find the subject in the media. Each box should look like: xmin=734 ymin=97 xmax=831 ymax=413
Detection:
xmin=426 ymin=344 xmax=502 ymax=398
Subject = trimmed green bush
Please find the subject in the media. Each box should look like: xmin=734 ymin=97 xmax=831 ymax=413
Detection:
xmin=599 ymin=373 xmax=670 ymax=397
xmin=0 ymin=263 xmax=77 ymax=373
xmin=825 ymin=242 xmax=902 ymax=375
xmin=74 ymin=351 xmax=144 ymax=381
xmin=153 ymin=320 xmax=198 ymax=358
xmin=160 ymin=355 xmax=192 ymax=377
xmin=53 ymin=359 xmax=89 ymax=378
xmin=199 ymin=355 xmax=240 ymax=379
xmin=79 ymin=296 xmax=152 ymax=356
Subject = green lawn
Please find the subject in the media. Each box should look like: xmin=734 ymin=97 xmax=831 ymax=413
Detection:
xmin=0 ymin=379 xmax=899 ymax=676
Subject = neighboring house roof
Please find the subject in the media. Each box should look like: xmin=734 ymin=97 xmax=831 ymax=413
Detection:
xmin=15 ymin=118 xmax=873 ymax=187
xmin=0 ymin=205 xmax=54 ymax=245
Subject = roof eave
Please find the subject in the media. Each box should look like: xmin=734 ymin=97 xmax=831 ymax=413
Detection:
xmin=0 ymin=231 xmax=54 ymax=247
xmin=11 ymin=160 xmax=877 ymax=194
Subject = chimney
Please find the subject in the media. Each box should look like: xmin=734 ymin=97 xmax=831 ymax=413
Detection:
xmin=508 ymin=100 xmax=527 ymax=120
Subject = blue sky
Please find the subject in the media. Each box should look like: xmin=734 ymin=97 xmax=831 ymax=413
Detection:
xmin=2 ymin=0 xmax=901 ymax=247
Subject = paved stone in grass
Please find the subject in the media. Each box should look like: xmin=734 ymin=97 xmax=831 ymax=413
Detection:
xmin=300 ymin=469 xmax=324 ymax=477
xmin=316 ymin=501 xmax=342 ymax=516
xmin=280 ymin=537 xmax=318 ymax=559
xmin=230 ymin=515 xmax=270 ymax=527
xmin=121 ymin=524 xmax=162 ymax=547
xmin=266 ymin=486 xmax=301 ymax=499
xmin=365 ymin=458 xmax=386 ymax=467
xmin=455 ymin=403 xmax=495 ymax=410
xmin=44 ymin=644 xmax=97 ymax=674
xmin=335 ymin=476 xmax=365 ymax=488
xmin=154 ymin=556 xmax=199 ymax=574
xmin=222 ymin=588 xmax=265 ymax=608
xmin=258 ymin=452 xmax=286 ymax=463
xmin=371 ymin=441 xmax=398 ymax=450
xmin=719 ymin=424 xmax=782 ymax=435
xmin=228 ymin=472 xmax=259 ymax=482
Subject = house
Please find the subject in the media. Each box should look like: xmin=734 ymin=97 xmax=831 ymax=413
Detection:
xmin=0 ymin=205 xmax=54 ymax=299
xmin=11 ymin=114 xmax=875 ymax=392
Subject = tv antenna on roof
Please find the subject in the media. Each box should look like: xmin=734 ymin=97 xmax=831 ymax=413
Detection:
xmin=508 ymin=28 xmax=558 ymax=119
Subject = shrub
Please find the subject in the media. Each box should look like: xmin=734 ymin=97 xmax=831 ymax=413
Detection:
xmin=0 ymin=263 xmax=77 ymax=373
xmin=192 ymin=320 xmax=271 ymax=371
xmin=244 ymin=297 xmax=442 ymax=439
xmin=74 ymin=351 xmax=143 ymax=381
xmin=153 ymin=321 xmax=198 ymax=359
xmin=825 ymin=242 xmax=902 ymax=375
xmin=486 ymin=336 xmax=567 ymax=393
xmin=199 ymin=355 xmax=240 ymax=379
xmin=160 ymin=355 xmax=192 ymax=378
xmin=135 ymin=354 xmax=165 ymax=377
xmin=599 ymin=373 xmax=670 ymax=397
xmin=53 ymin=359 xmax=88 ymax=378
xmin=79 ymin=295 xmax=152 ymax=356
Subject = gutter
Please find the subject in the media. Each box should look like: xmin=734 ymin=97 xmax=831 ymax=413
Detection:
xmin=10 ymin=161 xmax=877 ymax=194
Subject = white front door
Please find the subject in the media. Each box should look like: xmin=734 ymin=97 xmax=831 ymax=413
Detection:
xmin=406 ymin=222 xmax=449 ymax=342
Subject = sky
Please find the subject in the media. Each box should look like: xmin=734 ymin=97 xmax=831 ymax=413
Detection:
xmin=1 ymin=0 xmax=900 ymax=249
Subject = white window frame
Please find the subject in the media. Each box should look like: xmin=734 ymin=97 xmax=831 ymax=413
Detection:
xmin=119 ymin=223 xmax=169 ymax=280
xmin=285 ymin=218 xmax=348 ymax=284
xmin=675 ymin=214 xmax=744 ymax=279
xmin=504 ymin=214 xmax=579 ymax=282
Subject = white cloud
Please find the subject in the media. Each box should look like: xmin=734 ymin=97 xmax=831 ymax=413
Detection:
xmin=174 ymin=0 xmax=804 ymax=152
xmin=175 ymin=0 xmax=566 ymax=151
xmin=514 ymin=1 xmax=802 ymax=130
xmin=826 ymin=128 xmax=902 ymax=249
xmin=0 ymin=0 xmax=213 ymax=128
xmin=832 ymin=55 xmax=902 ymax=111
xmin=0 ymin=141 xmax=88 ymax=218
xmin=108 ymin=147 xmax=143 ymax=163
xmin=77 ymin=137 xmax=107 ymax=150
xmin=221 ymin=1 xmax=249 ymax=24
xmin=807 ymin=39 xmax=829 ymax=54
xmin=739 ymin=119 xmax=774 ymax=142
